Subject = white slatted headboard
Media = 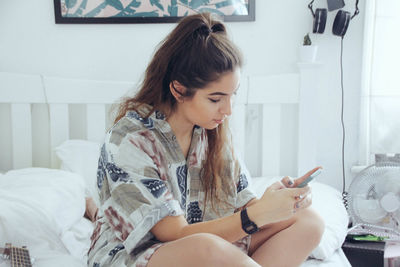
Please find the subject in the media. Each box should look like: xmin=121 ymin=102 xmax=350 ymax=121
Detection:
xmin=0 ymin=71 xmax=315 ymax=179
xmin=231 ymin=73 xmax=300 ymax=179
xmin=0 ymin=72 xmax=133 ymax=170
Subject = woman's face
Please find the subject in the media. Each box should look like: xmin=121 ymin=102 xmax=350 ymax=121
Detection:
xmin=180 ymin=69 xmax=241 ymax=130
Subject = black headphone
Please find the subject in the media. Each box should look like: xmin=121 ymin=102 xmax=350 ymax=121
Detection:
xmin=308 ymin=0 xmax=360 ymax=37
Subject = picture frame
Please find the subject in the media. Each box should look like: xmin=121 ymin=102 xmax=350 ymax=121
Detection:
xmin=54 ymin=0 xmax=255 ymax=24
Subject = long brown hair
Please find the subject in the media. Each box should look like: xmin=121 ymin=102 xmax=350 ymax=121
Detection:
xmin=115 ymin=13 xmax=243 ymax=209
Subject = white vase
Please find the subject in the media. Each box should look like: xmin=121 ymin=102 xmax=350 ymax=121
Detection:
xmin=299 ymin=45 xmax=318 ymax=63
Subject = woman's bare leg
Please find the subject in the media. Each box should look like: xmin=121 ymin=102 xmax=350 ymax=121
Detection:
xmin=147 ymin=233 xmax=261 ymax=267
xmin=249 ymin=208 xmax=325 ymax=267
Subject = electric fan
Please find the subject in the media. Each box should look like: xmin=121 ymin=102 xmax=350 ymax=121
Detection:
xmin=347 ymin=161 xmax=400 ymax=240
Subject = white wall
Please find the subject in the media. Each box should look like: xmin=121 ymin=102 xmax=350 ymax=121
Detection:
xmin=0 ymin=0 xmax=365 ymax=191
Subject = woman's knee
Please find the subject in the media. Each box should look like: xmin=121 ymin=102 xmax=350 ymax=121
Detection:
xmin=296 ymin=208 xmax=325 ymax=247
xmin=149 ymin=233 xmax=253 ymax=267
xmin=184 ymin=233 xmax=242 ymax=265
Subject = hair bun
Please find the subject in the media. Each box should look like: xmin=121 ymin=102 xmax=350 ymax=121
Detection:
xmin=195 ymin=25 xmax=212 ymax=38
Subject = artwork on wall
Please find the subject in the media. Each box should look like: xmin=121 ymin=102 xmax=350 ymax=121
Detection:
xmin=54 ymin=0 xmax=255 ymax=24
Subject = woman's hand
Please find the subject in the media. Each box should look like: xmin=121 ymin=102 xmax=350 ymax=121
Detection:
xmin=247 ymin=181 xmax=312 ymax=227
xmin=281 ymin=166 xmax=322 ymax=188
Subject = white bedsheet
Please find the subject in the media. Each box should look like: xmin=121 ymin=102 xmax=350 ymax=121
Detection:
xmin=301 ymin=249 xmax=351 ymax=267
xmin=0 ymin=168 xmax=93 ymax=267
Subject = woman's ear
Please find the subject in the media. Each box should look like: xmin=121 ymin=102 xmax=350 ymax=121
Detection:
xmin=169 ymin=81 xmax=186 ymax=103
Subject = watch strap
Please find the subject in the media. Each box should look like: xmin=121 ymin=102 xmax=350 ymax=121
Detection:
xmin=240 ymin=207 xmax=259 ymax=234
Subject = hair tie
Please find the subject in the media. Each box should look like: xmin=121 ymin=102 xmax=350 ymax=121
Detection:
xmin=195 ymin=25 xmax=212 ymax=38
xmin=211 ymin=23 xmax=224 ymax=33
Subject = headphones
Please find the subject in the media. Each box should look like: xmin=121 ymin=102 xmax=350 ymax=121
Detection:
xmin=308 ymin=0 xmax=360 ymax=37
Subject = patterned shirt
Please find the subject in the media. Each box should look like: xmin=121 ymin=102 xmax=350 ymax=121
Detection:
xmin=88 ymin=104 xmax=255 ymax=267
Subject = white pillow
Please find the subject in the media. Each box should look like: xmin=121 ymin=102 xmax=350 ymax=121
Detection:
xmin=308 ymin=182 xmax=348 ymax=259
xmin=250 ymin=177 xmax=348 ymax=260
xmin=0 ymin=168 xmax=86 ymax=233
xmin=0 ymin=168 xmax=88 ymax=264
xmin=55 ymin=139 xmax=101 ymax=207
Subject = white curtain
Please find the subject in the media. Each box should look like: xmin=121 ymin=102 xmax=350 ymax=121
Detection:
xmin=368 ymin=0 xmax=400 ymax=155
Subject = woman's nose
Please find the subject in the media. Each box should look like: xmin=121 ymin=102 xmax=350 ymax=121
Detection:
xmin=220 ymin=97 xmax=232 ymax=116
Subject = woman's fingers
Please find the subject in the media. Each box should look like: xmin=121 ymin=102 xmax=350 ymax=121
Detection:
xmin=257 ymin=183 xmax=313 ymax=224
xmin=281 ymin=176 xmax=295 ymax=188
xmin=293 ymin=194 xmax=312 ymax=212
xmin=288 ymin=186 xmax=311 ymax=199
xmin=268 ymin=180 xmax=286 ymax=191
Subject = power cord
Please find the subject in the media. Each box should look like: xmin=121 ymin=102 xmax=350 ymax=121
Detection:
xmin=339 ymin=36 xmax=349 ymax=209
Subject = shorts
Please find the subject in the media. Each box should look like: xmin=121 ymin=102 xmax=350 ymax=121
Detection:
xmin=134 ymin=235 xmax=252 ymax=267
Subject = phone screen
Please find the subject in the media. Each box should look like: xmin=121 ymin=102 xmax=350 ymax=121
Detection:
xmin=297 ymin=169 xmax=322 ymax=188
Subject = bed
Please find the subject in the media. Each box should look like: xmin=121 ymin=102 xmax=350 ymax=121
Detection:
xmin=0 ymin=71 xmax=351 ymax=267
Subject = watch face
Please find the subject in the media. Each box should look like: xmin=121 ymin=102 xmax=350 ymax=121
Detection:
xmin=244 ymin=222 xmax=258 ymax=234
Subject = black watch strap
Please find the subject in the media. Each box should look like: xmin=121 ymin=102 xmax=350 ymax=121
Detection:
xmin=240 ymin=208 xmax=259 ymax=234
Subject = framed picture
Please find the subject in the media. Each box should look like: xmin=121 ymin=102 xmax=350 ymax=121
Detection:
xmin=53 ymin=0 xmax=255 ymax=24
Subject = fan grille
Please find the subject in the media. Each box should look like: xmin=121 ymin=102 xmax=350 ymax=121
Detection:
xmin=348 ymin=162 xmax=400 ymax=239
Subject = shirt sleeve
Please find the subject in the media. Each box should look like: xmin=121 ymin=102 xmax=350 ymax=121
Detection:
xmin=98 ymin=130 xmax=183 ymax=254
xmin=234 ymin=156 xmax=257 ymax=209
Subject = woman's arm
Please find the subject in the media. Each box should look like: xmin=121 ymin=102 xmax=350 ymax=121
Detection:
xmin=151 ymin=211 xmax=245 ymax=243
xmin=244 ymin=197 xmax=258 ymax=208
xmin=151 ymin=182 xmax=311 ymax=243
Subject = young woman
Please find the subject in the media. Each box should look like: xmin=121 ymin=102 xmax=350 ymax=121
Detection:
xmin=88 ymin=13 xmax=324 ymax=267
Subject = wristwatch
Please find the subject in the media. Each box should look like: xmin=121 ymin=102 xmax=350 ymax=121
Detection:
xmin=240 ymin=207 xmax=259 ymax=234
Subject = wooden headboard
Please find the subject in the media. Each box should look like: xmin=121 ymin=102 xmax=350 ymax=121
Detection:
xmin=0 ymin=70 xmax=317 ymax=179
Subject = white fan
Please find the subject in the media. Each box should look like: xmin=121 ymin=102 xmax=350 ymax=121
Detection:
xmin=347 ymin=161 xmax=400 ymax=240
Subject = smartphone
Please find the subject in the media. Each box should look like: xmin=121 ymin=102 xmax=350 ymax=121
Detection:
xmin=297 ymin=169 xmax=322 ymax=188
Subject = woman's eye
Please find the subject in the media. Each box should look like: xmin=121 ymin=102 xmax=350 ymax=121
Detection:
xmin=208 ymin=98 xmax=220 ymax=103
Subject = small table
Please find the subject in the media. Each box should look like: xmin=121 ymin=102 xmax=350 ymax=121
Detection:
xmin=342 ymin=240 xmax=385 ymax=267
xmin=342 ymin=240 xmax=400 ymax=267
